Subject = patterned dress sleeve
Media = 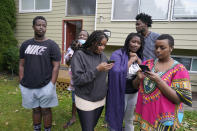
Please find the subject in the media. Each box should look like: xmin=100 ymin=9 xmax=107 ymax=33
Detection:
xmin=171 ymin=64 xmax=192 ymax=107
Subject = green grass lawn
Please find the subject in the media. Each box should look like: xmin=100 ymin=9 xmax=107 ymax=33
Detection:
xmin=0 ymin=74 xmax=197 ymax=131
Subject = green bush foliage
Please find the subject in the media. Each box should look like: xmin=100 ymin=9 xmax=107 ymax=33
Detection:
xmin=0 ymin=0 xmax=16 ymax=29
xmin=0 ymin=0 xmax=18 ymax=73
xmin=3 ymin=46 xmax=19 ymax=74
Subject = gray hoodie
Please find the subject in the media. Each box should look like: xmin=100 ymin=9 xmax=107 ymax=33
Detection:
xmin=71 ymin=49 xmax=108 ymax=102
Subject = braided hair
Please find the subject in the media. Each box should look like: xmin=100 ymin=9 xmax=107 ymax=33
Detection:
xmin=82 ymin=30 xmax=108 ymax=51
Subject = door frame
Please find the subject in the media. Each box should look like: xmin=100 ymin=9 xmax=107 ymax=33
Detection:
xmin=61 ymin=19 xmax=83 ymax=64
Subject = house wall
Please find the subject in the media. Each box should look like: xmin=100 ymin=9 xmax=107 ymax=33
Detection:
xmin=15 ymin=0 xmax=197 ymax=90
xmin=96 ymin=0 xmax=197 ymax=91
xmin=15 ymin=0 xmax=197 ymax=51
xmin=96 ymin=0 xmax=197 ymax=50
xmin=15 ymin=0 xmax=95 ymax=48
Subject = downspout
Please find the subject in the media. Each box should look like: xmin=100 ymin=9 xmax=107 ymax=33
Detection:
xmin=94 ymin=0 xmax=98 ymax=30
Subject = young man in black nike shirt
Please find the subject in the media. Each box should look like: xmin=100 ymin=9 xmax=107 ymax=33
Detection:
xmin=19 ymin=16 xmax=61 ymax=131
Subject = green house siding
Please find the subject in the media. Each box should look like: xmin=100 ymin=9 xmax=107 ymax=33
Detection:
xmin=96 ymin=0 xmax=197 ymax=50
xmin=15 ymin=0 xmax=197 ymax=90
xmin=15 ymin=0 xmax=197 ymax=50
xmin=15 ymin=0 xmax=95 ymax=48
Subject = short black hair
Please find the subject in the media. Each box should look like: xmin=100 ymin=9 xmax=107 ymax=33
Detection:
xmin=123 ymin=33 xmax=144 ymax=60
xmin=33 ymin=16 xmax=47 ymax=26
xmin=157 ymin=34 xmax=174 ymax=48
xmin=82 ymin=30 xmax=108 ymax=49
xmin=136 ymin=13 xmax=152 ymax=27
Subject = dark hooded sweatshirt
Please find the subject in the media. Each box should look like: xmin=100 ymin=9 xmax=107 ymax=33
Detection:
xmin=71 ymin=49 xmax=108 ymax=102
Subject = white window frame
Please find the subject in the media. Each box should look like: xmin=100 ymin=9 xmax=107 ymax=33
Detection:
xmin=19 ymin=0 xmax=52 ymax=13
xmin=171 ymin=0 xmax=197 ymax=21
xmin=111 ymin=0 xmax=197 ymax=21
xmin=65 ymin=0 xmax=96 ymax=16
xmin=65 ymin=0 xmax=68 ymax=16
xmin=138 ymin=0 xmax=172 ymax=22
xmin=172 ymin=55 xmax=197 ymax=73
xmin=111 ymin=0 xmax=140 ymax=22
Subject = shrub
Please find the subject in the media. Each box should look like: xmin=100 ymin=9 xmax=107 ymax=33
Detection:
xmin=0 ymin=0 xmax=18 ymax=74
xmin=0 ymin=0 xmax=16 ymax=30
xmin=2 ymin=46 xmax=19 ymax=75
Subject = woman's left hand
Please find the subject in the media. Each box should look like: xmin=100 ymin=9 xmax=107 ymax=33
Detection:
xmin=144 ymin=71 xmax=161 ymax=82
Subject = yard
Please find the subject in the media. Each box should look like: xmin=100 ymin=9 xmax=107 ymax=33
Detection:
xmin=0 ymin=73 xmax=197 ymax=131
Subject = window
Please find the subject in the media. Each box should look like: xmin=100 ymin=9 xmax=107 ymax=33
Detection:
xmin=172 ymin=0 xmax=197 ymax=20
xmin=19 ymin=0 xmax=52 ymax=13
xmin=112 ymin=0 xmax=138 ymax=20
xmin=191 ymin=59 xmax=197 ymax=71
xmin=172 ymin=57 xmax=192 ymax=70
xmin=66 ymin=0 xmax=96 ymax=16
xmin=172 ymin=56 xmax=197 ymax=72
xmin=112 ymin=0 xmax=197 ymax=21
xmin=140 ymin=0 xmax=170 ymax=20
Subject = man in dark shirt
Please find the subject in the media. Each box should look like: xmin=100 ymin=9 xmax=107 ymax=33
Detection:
xmin=19 ymin=16 xmax=61 ymax=131
xmin=135 ymin=13 xmax=160 ymax=61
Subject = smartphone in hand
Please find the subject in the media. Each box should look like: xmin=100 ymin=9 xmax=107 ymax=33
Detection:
xmin=107 ymin=60 xmax=115 ymax=64
xmin=139 ymin=65 xmax=150 ymax=72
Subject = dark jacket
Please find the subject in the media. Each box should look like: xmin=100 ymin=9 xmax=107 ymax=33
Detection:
xmin=71 ymin=49 xmax=108 ymax=102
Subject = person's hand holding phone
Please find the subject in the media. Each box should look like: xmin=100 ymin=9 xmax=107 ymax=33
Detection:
xmin=136 ymin=65 xmax=150 ymax=80
xmin=139 ymin=65 xmax=161 ymax=82
xmin=144 ymin=71 xmax=161 ymax=82
xmin=139 ymin=65 xmax=150 ymax=72
xmin=107 ymin=60 xmax=115 ymax=64
xmin=96 ymin=62 xmax=114 ymax=72
xmin=136 ymin=70 xmax=145 ymax=80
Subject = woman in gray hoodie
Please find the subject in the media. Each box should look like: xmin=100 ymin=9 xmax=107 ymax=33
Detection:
xmin=71 ymin=30 xmax=114 ymax=131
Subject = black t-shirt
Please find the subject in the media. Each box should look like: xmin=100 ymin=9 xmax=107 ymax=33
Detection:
xmin=125 ymin=75 xmax=138 ymax=94
xmin=20 ymin=38 xmax=61 ymax=88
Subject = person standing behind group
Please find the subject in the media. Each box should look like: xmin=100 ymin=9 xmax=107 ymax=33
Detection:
xmin=136 ymin=13 xmax=159 ymax=61
xmin=63 ymin=30 xmax=89 ymax=129
xmin=19 ymin=16 xmax=61 ymax=131
xmin=71 ymin=30 xmax=114 ymax=131
xmin=134 ymin=34 xmax=192 ymax=130
xmin=105 ymin=33 xmax=144 ymax=131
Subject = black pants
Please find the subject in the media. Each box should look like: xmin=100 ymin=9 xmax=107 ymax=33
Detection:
xmin=77 ymin=106 xmax=104 ymax=131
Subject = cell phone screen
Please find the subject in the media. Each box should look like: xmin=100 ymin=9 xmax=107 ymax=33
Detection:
xmin=139 ymin=65 xmax=150 ymax=72
xmin=107 ymin=60 xmax=115 ymax=64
